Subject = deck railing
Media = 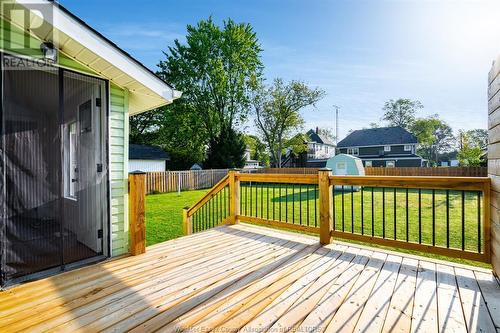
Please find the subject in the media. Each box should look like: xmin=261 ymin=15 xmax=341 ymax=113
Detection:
xmin=183 ymin=169 xmax=491 ymax=263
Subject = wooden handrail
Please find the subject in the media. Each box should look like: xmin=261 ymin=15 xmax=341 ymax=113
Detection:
xmin=330 ymin=175 xmax=489 ymax=191
xmin=186 ymin=174 xmax=230 ymax=216
xmin=237 ymin=173 xmax=318 ymax=184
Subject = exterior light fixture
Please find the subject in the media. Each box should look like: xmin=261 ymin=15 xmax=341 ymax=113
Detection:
xmin=40 ymin=42 xmax=58 ymax=63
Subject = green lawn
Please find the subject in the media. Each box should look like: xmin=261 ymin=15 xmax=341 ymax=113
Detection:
xmin=146 ymin=185 xmax=489 ymax=268
xmin=145 ymin=189 xmax=208 ymax=246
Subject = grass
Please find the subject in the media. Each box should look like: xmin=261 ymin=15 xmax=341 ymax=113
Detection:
xmin=145 ymin=189 xmax=208 ymax=246
xmin=146 ymin=185 xmax=490 ymax=268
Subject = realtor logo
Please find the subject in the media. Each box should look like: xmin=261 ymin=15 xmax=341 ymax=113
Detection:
xmin=0 ymin=0 xmax=57 ymax=67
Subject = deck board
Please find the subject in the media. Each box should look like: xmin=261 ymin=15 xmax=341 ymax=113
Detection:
xmin=0 ymin=223 xmax=499 ymax=333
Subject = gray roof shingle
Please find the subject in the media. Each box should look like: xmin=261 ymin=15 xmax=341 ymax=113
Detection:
xmin=129 ymin=144 xmax=170 ymax=160
xmin=337 ymin=126 xmax=418 ymax=147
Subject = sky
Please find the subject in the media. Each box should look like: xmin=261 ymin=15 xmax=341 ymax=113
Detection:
xmin=62 ymin=0 xmax=500 ymax=141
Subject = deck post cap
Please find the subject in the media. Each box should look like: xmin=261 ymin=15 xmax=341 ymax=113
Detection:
xmin=319 ymin=168 xmax=332 ymax=172
xmin=129 ymin=170 xmax=147 ymax=175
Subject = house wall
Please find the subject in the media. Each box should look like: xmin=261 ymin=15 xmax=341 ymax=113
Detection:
xmin=488 ymin=56 xmax=500 ymax=276
xmin=0 ymin=17 xmax=130 ymax=258
xmin=110 ymin=85 xmax=129 ymax=256
xmin=129 ymin=160 xmax=166 ymax=173
xmin=338 ymin=144 xmax=415 ymax=157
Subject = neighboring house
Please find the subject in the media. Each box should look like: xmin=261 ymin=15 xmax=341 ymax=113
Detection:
xmin=129 ymin=144 xmax=170 ymax=172
xmin=283 ymin=128 xmax=336 ymax=168
xmin=336 ymin=127 xmax=423 ymax=167
xmin=0 ymin=1 xmax=180 ymax=287
xmin=243 ymin=147 xmax=261 ymax=169
xmin=306 ymin=128 xmax=336 ymax=160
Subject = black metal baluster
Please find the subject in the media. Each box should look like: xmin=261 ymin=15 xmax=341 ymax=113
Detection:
xmin=341 ymin=186 xmax=345 ymax=232
xmin=292 ymin=184 xmax=295 ymax=224
xmin=273 ymin=184 xmax=276 ymax=221
xmin=255 ymin=182 xmax=259 ymax=217
xmin=382 ymin=188 xmax=386 ymax=239
xmin=279 ymin=184 xmax=282 ymax=221
xmin=261 ymin=183 xmax=264 ymax=218
xmin=361 ymin=187 xmax=364 ymax=235
xmin=394 ymin=188 xmax=397 ymax=240
xmin=314 ymin=185 xmax=318 ymax=227
xmin=245 ymin=183 xmax=248 ymax=215
xmin=432 ymin=189 xmax=435 ymax=246
xmin=299 ymin=185 xmax=302 ymax=225
xmin=418 ymin=189 xmax=422 ymax=244
xmin=371 ymin=187 xmax=374 ymax=237
xmin=250 ymin=182 xmax=253 ymax=217
xmin=267 ymin=185 xmax=270 ymax=220
xmin=446 ymin=190 xmax=450 ymax=248
xmin=332 ymin=186 xmax=336 ymax=230
xmin=285 ymin=185 xmax=288 ymax=222
xmin=462 ymin=191 xmax=465 ymax=251
xmin=215 ymin=193 xmax=218 ymax=225
xmin=478 ymin=191 xmax=481 ymax=253
xmin=307 ymin=185 xmax=310 ymax=226
xmin=351 ymin=186 xmax=354 ymax=233
xmin=406 ymin=188 xmax=409 ymax=242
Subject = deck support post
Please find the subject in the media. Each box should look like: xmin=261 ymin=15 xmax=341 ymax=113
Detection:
xmin=318 ymin=168 xmax=333 ymax=245
xmin=229 ymin=170 xmax=240 ymax=224
xmin=129 ymin=172 xmax=146 ymax=255
xmin=183 ymin=207 xmax=192 ymax=235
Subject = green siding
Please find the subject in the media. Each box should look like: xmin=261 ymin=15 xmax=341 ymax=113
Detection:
xmin=110 ymin=85 xmax=129 ymax=256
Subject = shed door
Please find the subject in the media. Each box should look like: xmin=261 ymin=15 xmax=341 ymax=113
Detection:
xmin=0 ymin=54 xmax=109 ymax=286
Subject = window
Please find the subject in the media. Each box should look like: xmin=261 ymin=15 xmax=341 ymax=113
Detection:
xmin=386 ymin=160 xmax=396 ymax=168
xmin=365 ymin=161 xmax=372 ymax=167
xmin=384 ymin=146 xmax=391 ymax=152
xmin=347 ymin=147 xmax=359 ymax=155
xmin=404 ymin=144 xmax=413 ymax=152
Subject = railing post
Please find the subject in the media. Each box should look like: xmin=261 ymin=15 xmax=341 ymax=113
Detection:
xmin=483 ymin=181 xmax=491 ymax=263
xmin=229 ymin=170 xmax=240 ymax=224
xmin=129 ymin=171 xmax=146 ymax=255
xmin=318 ymin=168 xmax=333 ymax=245
xmin=183 ymin=207 xmax=192 ymax=235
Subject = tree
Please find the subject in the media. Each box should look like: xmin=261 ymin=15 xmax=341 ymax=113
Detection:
xmin=463 ymin=129 xmax=488 ymax=149
xmin=410 ymin=115 xmax=456 ymax=165
xmin=382 ymin=99 xmax=423 ymax=130
xmin=316 ymin=128 xmax=336 ymax=143
xmin=252 ymin=79 xmax=325 ymax=167
xmin=457 ymin=131 xmax=483 ymax=166
xmin=243 ymin=134 xmax=270 ymax=167
xmin=156 ymin=17 xmax=263 ymax=168
xmin=204 ymin=127 xmax=246 ymax=168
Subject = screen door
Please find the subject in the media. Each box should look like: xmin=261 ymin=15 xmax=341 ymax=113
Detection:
xmin=0 ymin=54 xmax=109 ymax=285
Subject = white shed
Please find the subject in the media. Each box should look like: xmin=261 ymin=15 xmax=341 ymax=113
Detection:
xmin=129 ymin=144 xmax=170 ymax=172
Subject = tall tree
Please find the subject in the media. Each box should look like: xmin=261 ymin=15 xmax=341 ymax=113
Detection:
xmin=410 ymin=115 xmax=455 ymax=165
xmin=457 ymin=131 xmax=483 ymax=166
xmin=252 ymin=79 xmax=325 ymax=167
xmin=156 ymin=17 xmax=263 ymax=168
xmin=243 ymin=134 xmax=270 ymax=167
xmin=463 ymin=129 xmax=488 ymax=149
xmin=382 ymin=98 xmax=423 ymax=130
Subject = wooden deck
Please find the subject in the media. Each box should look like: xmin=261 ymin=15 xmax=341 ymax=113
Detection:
xmin=0 ymin=224 xmax=499 ymax=333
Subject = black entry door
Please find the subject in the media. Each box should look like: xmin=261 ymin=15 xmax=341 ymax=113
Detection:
xmin=0 ymin=54 xmax=108 ymax=285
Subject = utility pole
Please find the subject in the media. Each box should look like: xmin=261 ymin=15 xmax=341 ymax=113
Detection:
xmin=333 ymin=105 xmax=340 ymax=144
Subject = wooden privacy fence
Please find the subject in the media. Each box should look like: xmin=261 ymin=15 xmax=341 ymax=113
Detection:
xmin=145 ymin=169 xmax=229 ymax=194
xmin=183 ymin=170 xmax=491 ymax=263
xmin=365 ymin=166 xmax=487 ymax=177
